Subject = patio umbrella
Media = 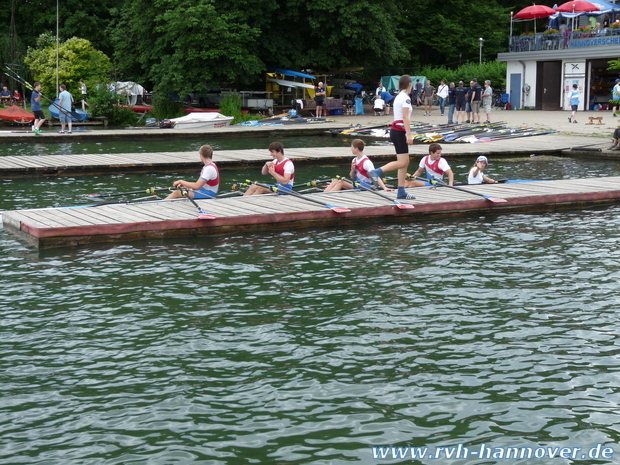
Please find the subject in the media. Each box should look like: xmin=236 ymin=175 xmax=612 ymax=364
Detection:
xmin=556 ymin=1 xmax=599 ymax=31
xmin=515 ymin=4 xmax=557 ymax=19
xmin=514 ymin=4 xmax=557 ymax=32
xmin=555 ymin=0 xmax=600 ymax=12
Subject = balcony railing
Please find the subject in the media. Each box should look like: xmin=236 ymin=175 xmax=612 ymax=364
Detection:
xmin=509 ymin=28 xmax=620 ymax=52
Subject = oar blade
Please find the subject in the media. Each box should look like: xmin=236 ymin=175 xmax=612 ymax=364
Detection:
xmin=394 ymin=202 xmax=415 ymax=209
xmin=484 ymin=196 xmax=507 ymax=203
xmin=325 ymin=204 xmax=351 ymax=213
xmin=197 ymin=211 xmax=217 ymax=219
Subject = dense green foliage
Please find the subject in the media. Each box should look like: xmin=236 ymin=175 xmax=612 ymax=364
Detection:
xmin=219 ymin=93 xmax=262 ymax=124
xmin=87 ymin=83 xmax=138 ymax=126
xmin=151 ymin=96 xmax=185 ymax=121
xmin=2 ymin=0 xmax=558 ymax=99
xmin=419 ymin=62 xmax=508 ymax=90
xmin=23 ymin=34 xmax=112 ymax=95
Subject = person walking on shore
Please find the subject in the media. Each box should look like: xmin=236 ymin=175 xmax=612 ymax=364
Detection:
xmin=568 ymin=84 xmax=580 ymax=123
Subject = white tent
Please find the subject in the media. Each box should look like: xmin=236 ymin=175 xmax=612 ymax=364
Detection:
xmin=113 ymin=81 xmax=146 ymax=105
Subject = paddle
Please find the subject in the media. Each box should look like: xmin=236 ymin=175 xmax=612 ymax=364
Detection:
xmin=413 ymin=176 xmax=507 ymax=203
xmin=4 ymin=65 xmax=82 ymax=120
xmin=178 ymin=187 xmax=217 ymax=219
xmin=252 ymin=182 xmax=351 ymax=213
xmin=86 ymin=187 xmax=169 ymax=198
xmin=346 ymin=178 xmax=414 ymax=210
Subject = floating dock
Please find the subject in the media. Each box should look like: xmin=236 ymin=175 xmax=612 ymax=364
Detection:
xmin=3 ymin=177 xmax=620 ymax=249
xmin=0 ymin=133 xmax=613 ymax=178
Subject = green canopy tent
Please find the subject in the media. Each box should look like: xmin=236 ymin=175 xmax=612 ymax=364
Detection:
xmin=380 ymin=75 xmax=427 ymax=93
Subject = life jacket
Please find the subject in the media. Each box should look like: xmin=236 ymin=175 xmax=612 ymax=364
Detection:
xmin=274 ymin=158 xmax=295 ymax=182
xmin=205 ymin=163 xmax=219 ymax=187
xmin=355 ymin=156 xmax=370 ymax=181
xmin=424 ymin=156 xmax=444 ymax=176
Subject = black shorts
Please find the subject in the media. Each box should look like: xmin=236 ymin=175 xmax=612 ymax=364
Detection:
xmin=33 ymin=110 xmax=45 ymax=119
xmin=455 ymin=101 xmax=465 ymax=111
xmin=315 ymin=98 xmax=324 ymax=107
xmin=390 ymin=128 xmax=409 ymax=154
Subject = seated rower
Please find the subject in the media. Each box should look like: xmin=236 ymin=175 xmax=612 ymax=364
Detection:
xmin=468 ymin=155 xmax=497 ymax=184
xmin=244 ymin=141 xmax=295 ymax=195
xmin=324 ymin=139 xmax=393 ymax=192
xmin=166 ymin=145 xmax=219 ymax=199
xmin=405 ymin=143 xmax=454 ymax=187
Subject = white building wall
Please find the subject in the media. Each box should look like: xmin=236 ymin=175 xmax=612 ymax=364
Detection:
xmin=561 ymin=60 xmax=587 ymax=111
xmin=505 ymin=60 xmax=538 ymax=109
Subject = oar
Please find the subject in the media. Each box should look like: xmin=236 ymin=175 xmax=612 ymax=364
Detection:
xmin=346 ymin=179 xmax=414 ymax=210
xmin=252 ymin=182 xmax=350 ymax=213
xmin=178 ymin=187 xmax=217 ymax=219
xmin=4 ymin=65 xmax=82 ymax=120
xmin=414 ymin=176 xmax=507 ymax=203
xmin=86 ymin=187 xmax=169 ymax=198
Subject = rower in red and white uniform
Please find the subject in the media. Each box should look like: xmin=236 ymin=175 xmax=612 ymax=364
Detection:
xmin=409 ymin=143 xmax=454 ymax=186
xmin=166 ymin=145 xmax=219 ymax=199
xmin=324 ymin=139 xmax=393 ymax=192
xmin=244 ymin=141 xmax=295 ymax=196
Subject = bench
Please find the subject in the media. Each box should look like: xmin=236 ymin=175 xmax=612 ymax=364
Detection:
xmin=586 ymin=116 xmax=605 ymax=125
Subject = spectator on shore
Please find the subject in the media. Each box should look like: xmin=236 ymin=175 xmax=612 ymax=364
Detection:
xmin=481 ymin=80 xmax=493 ymax=124
xmin=437 ymin=80 xmax=449 ymax=116
xmin=423 ymin=80 xmax=435 ymax=116
xmin=568 ymin=84 xmax=580 ymax=124
xmin=447 ymin=82 xmax=456 ymax=124
xmin=470 ymin=79 xmax=482 ymax=124
xmin=612 ymin=78 xmax=620 ymax=117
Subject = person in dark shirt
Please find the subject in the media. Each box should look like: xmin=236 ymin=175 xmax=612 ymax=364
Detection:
xmin=470 ymin=78 xmax=483 ymax=124
xmin=415 ymin=79 xmax=423 ymax=106
xmin=447 ymin=82 xmax=457 ymax=124
xmin=454 ymin=81 xmax=467 ymax=124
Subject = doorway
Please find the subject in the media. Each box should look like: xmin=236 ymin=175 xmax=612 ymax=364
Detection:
xmin=509 ymin=73 xmax=521 ymax=110
xmin=536 ymin=61 xmax=562 ymax=110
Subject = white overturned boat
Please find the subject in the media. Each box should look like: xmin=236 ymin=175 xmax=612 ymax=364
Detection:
xmin=170 ymin=112 xmax=234 ymax=130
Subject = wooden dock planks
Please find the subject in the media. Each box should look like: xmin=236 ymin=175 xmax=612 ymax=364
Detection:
xmin=4 ymin=177 xmax=620 ymax=249
xmin=0 ymin=133 xmax=609 ymax=178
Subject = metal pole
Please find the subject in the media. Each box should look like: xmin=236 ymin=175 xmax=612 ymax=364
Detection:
xmin=56 ymin=0 xmax=59 ymax=94
xmin=510 ymin=12 xmax=513 ymax=49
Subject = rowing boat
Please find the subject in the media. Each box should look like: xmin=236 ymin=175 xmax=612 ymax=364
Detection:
xmin=169 ymin=112 xmax=234 ymax=130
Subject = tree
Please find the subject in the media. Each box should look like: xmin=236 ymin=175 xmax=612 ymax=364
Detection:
xmin=110 ymin=0 xmax=266 ymax=95
xmin=393 ymin=0 xmax=510 ymax=71
xmin=109 ymin=0 xmax=409 ymax=95
xmin=24 ymin=34 xmax=112 ymax=95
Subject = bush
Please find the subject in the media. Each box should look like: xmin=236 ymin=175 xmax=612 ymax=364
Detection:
xmin=417 ymin=61 xmax=507 ymax=91
xmin=152 ymin=96 xmax=184 ymax=121
xmin=87 ymin=82 xmax=138 ymax=126
xmin=219 ymin=92 xmax=262 ymax=124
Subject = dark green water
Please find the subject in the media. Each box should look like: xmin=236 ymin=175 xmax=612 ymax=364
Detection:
xmin=2 ymin=138 xmax=620 ymax=464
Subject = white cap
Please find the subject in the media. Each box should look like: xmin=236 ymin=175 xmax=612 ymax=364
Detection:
xmin=476 ymin=156 xmax=488 ymax=163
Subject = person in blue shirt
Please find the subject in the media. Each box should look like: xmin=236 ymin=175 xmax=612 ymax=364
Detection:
xmin=0 ymin=86 xmax=10 ymax=104
xmin=568 ymin=84 xmax=580 ymax=124
xmin=30 ymin=82 xmax=45 ymax=135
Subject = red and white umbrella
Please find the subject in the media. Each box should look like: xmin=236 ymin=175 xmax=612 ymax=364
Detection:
xmin=514 ymin=4 xmax=557 ymax=19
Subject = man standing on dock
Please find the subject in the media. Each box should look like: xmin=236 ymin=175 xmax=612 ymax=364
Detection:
xmin=58 ymin=84 xmax=74 ymax=134
xmin=31 ymin=82 xmax=45 ymax=135
xmin=314 ymin=82 xmax=326 ymax=117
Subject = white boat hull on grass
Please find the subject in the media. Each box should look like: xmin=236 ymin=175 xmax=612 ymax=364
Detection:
xmin=170 ymin=112 xmax=234 ymax=130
